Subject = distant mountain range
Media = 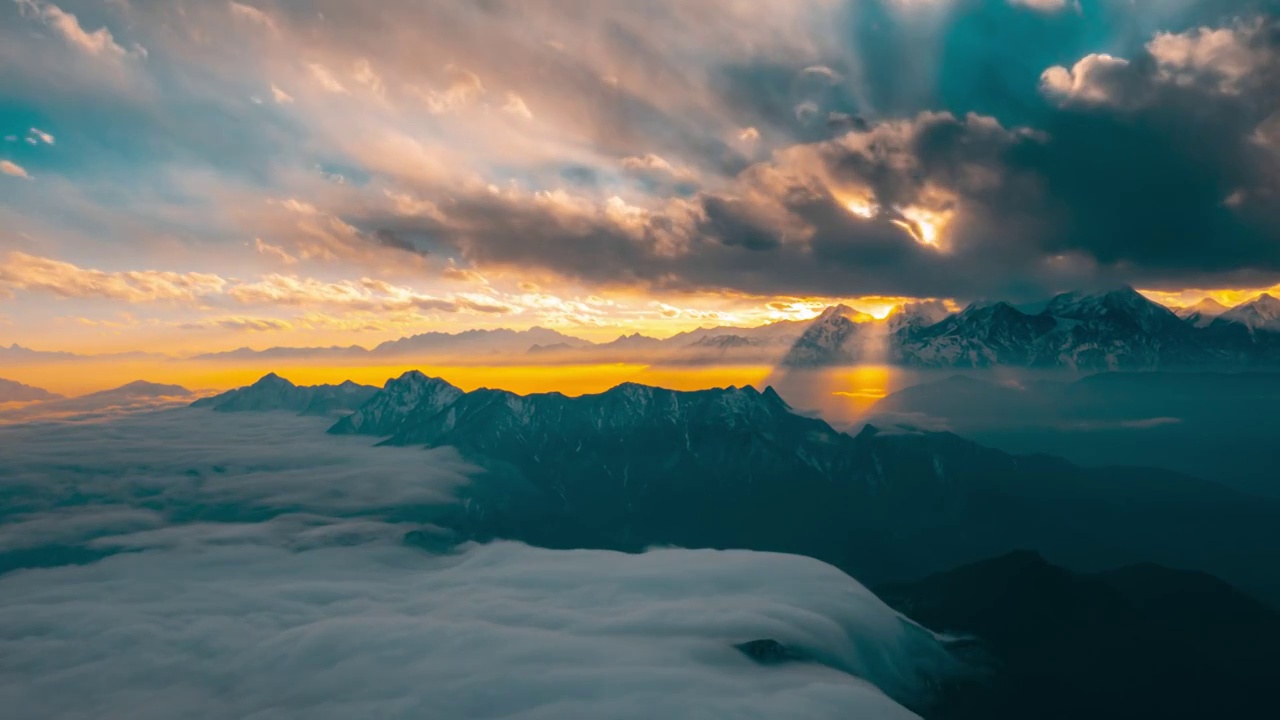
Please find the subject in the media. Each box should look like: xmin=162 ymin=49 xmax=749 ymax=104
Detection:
xmin=188 ymin=288 xmax=1280 ymax=370
xmin=178 ymin=370 xmax=1277 ymax=603
xmin=8 ymin=288 xmax=1280 ymax=370
xmin=189 ymin=320 xmax=809 ymax=365
xmin=190 ymin=373 xmax=380 ymax=415
xmin=782 ymin=287 xmax=1280 ymax=369
xmin=0 ymin=380 xmax=194 ymax=422
xmin=0 ymin=377 xmax=62 ymax=403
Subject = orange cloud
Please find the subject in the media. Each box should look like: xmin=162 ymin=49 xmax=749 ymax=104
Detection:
xmin=0 ymin=251 xmax=226 ymax=303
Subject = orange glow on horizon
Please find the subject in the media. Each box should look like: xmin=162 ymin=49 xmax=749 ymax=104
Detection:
xmin=0 ymin=361 xmax=777 ymax=400
xmin=1139 ymin=285 xmax=1280 ymax=308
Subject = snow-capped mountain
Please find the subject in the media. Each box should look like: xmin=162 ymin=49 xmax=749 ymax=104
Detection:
xmin=1176 ymin=297 xmax=1229 ymax=328
xmin=191 ymin=373 xmax=379 ymax=415
xmin=779 ymin=305 xmax=870 ymax=366
xmin=893 ymin=301 xmax=1056 ymax=367
xmin=1214 ymin=293 xmax=1280 ymax=333
xmin=785 ymin=287 xmax=1275 ymax=370
xmin=328 ymin=370 xmax=464 ymax=436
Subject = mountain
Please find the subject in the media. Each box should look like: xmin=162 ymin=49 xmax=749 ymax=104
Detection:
xmin=371 ymin=327 xmax=590 ymax=357
xmin=878 ymin=551 xmax=1280 ymax=720
xmin=814 ymin=286 xmax=1261 ymax=370
xmin=81 ymin=380 xmax=191 ymax=399
xmin=779 ymin=305 xmax=869 ymax=366
xmin=0 ymin=380 xmax=194 ymax=421
xmin=191 ymin=345 xmax=370 ymax=361
xmin=893 ymin=302 xmax=1056 ymax=367
xmin=0 ymin=378 xmax=62 ymax=403
xmin=191 ymin=373 xmax=379 ymax=415
xmin=1214 ymin=293 xmax=1280 ymax=333
xmin=0 ymin=344 xmax=167 ymax=362
xmin=1175 ymin=297 xmax=1228 ymax=328
xmin=596 ymin=333 xmax=664 ymax=351
xmin=329 ymin=376 xmax=1280 ymax=602
xmin=886 ymin=300 xmax=950 ymax=333
xmin=327 ymin=370 xmax=465 ymax=436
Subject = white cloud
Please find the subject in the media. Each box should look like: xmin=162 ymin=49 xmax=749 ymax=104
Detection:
xmin=228 ymin=1 xmax=278 ymax=34
xmin=1147 ymin=21 xmax=1268 ymax=94
xmin=1008 ymin=0 xmax=1076 ymax=12
xmin=1039 ymin=53 xmax=1131 ymax=105
xmin=27 ymin=127 xmax=55 ymax=145
xmin=502 ymin=92 xmax=533 ymax=120
xmin=308 ymin=62 xmax=348 ymax=93
xmin=0 ymin=160 xmax=30 ymax=178
xmin=15 ymin=0 xmax=141 ymax=58
xmin=270 ymin=83 xmax=294 ymax=104
xmin=0 ymin=409 xmax=962 ymax=719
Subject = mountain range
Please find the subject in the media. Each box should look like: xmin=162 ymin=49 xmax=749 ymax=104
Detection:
xmin=175 ymin=370 xmax=1280 ymax=602
xmin=197 ymin=287 xmax=1277 ymax=371
xmin=8 ymin=288 xmax=1280 ymax=371
xmin=190 ymin=373 xmax=380 ymax=415
xmin=783 ymin=287 xmax=1280 ymax=369
xmin=0 ymin=377 xmax=62 ymax=403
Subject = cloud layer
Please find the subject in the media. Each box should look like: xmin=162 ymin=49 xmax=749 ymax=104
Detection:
xmin=0 ymin=408 xmax=962 ymax=718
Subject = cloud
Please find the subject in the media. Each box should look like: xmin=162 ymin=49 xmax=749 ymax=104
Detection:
xmin=0 ymin=251 xmax=227 ymax=302
xmin=228 ymin=1 xmax=278 ymax=34
xmin=413 ymin=66 xmax=486 ymax=114
xmin=308 ymin=62 xmax=348 ymax=93
xmin=180 ymin=315 xmax=295 ymax=332
xmin=0 ymin=409 xmax=961 ymax=719
xmin=226 ymin=273 xmax=515 ymax=315
xmin=1039 ymin=54 xmax=1133 ymax=106
xmin=254 ymin=237 xmax=297 ymax=264
xmin=1147 ymin=20 xmax=1272 ymax=95
xmin=1008 ymin=0 xmax=1075 ymax=12
xmin=270 ymin=83 xmax=294 ymax=104
xmin=26 ymin=127 xmax=54 ymax=145
xmin=502 ymin=92 xmax=534 ymax=120
xmin=14 ymin=0 xmax=140 ymax=57
xmin=0 ymin=160 xmax=30 ymax=178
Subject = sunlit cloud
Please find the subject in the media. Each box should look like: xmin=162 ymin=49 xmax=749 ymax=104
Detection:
xmin=0 ymin=160 xmax=30 ymax=178
xmin=0 ymin=251 xmax=227 ymax=303
xmin=14 ymin=0 xmax=142 ymax=58
xmin=26 ymin=127 xmax=55 ymax=145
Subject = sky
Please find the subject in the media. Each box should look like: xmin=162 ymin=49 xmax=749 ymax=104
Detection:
xmin=1 ymin=0 xmax=1278 ymax=355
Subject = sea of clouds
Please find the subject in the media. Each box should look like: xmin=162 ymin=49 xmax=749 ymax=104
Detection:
xmin=0 ymin=408 xmax=963 ymax=719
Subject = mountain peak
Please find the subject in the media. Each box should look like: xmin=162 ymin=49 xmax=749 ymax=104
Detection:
xmin=252 ymin=372 xmax=294 ymax=387
xmin=1217 ymin=293 xmax=1280 ymax=332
